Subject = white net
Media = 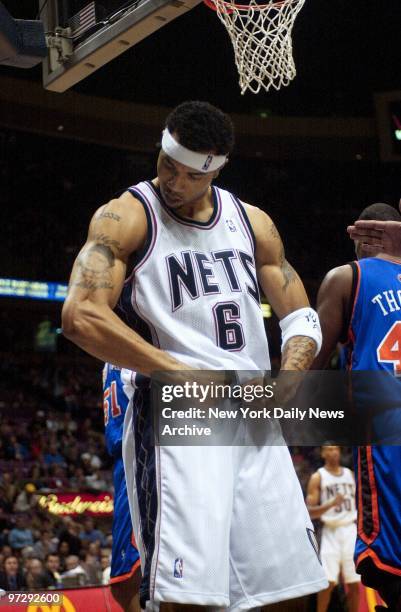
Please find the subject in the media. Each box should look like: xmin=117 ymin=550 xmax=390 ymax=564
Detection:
xmin=210 ymin=0 xmax=305 ymax=95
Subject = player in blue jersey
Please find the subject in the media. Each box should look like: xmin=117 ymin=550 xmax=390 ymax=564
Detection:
xmin=313 ymin=202 xmax=401 ymax=611
xmin=103 ymin=362 xmax=141 ymax=612
xmin=348 ymin=200 xmax=401 ymax=258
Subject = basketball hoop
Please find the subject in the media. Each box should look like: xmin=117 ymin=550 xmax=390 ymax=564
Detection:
xmin=204 ymin=0 xmax=305 ymax=95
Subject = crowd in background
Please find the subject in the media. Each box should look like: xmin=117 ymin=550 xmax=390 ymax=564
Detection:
xmin=0 ymin=356 xmax=114 ymax=590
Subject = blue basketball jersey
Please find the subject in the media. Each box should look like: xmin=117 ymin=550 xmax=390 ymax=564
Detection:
xmin=345 ymin=257 xmax=401 ymax=575
xmin=103 ymin=363 xmax=131 ymax=458
xmin=348 ymin=257 xmax=401 ymax=375
xmin=103 ymin=363 xmax=140 ymax=581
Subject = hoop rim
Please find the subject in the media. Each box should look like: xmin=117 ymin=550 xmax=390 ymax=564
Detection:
xmin=204 ymin=0 xmax=301 ymax=12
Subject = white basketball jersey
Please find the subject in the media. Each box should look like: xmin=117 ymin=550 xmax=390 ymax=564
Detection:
xmin=318 ymin=466 xmax=357 ymax=527
xmin=119 ymin=181 xmax=270 ymax=371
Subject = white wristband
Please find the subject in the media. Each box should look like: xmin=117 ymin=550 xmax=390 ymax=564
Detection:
xmin=279 ymin=307 xmax=322 ymax=356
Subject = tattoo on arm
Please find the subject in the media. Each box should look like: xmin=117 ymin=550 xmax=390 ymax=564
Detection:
xmin=93 ymin=232 xmax=123 ymax=252
xmin=96 ymin=212 xmax=121 ymax=222
xmin=281 ymin=260 xmax=297 ymax=291
xmin=73 ymin=243 xmax=115 ymax=291
xmin=270 ymin=222 xmax=280 ymax=240
xmin=281 ymin=336 xmax=316 ymax=371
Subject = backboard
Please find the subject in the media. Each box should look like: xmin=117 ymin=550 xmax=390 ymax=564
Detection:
xmin=41 ymin=0 xmax=201 ymax=92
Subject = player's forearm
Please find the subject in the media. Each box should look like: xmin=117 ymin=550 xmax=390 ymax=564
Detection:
xmin=307 ymin=499 xmax=337 ymax=519
xmin=62 ymin=300 xmax=187 ymax=375
xmin=281 ymin=336 xmax=317 ymax=371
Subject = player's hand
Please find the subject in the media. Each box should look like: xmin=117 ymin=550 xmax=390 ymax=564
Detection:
xmin=332 ymin=493 xmax=345 ymax=507
xmin=347 ymin=219 xmax=401 ymax=257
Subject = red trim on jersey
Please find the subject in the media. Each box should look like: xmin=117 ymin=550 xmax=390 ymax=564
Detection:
xmin=356 ymin=548 xmax=401 ymax=577
xmin=357 ymin=446 xmax=380 ymax=545
xmin=109 ymin=558 xmax=141 ymax=584
xmin=346 ymin=260 xmax=361 ymax=369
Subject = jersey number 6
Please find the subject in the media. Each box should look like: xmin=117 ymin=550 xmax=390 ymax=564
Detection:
xmin=213 ymin=302 xmax=245 ymax=351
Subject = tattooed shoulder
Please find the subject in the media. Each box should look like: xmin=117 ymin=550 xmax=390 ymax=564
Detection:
xmin=96 ymin=211 xmax=121 ymax=222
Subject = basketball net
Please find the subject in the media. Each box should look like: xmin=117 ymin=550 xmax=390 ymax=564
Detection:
xmin=205 ymin=0 xmax=305 ymax=95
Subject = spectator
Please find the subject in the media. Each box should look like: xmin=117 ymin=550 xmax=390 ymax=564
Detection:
xmin=43 ymin=443 xmax=65 ymax=467
xmin=47 ymin=466 xmax=69 ymax=490
xmin=57 ymin=517 xmax=81 ymax=556
xmin=100 ymin=548 xmax=111 ymax=585
xmin=8 ymin=516 xmax=34 ymax=551
xmin=60 ymin=555 xmax=89 ymax=587
xmin=33 ymin=530 xmax=57 ymax=560
xmin=0 ymin=473 xmax=17 ymax=511
xmin=14 ymin=483 xmax=37 ymax=513
xmin=25 ymin=557 xmax=52 ymax=589
xmin=43 ymin=553 xmax=62 ymax=589
xmin=0 ymin=546 xmax=12 ymax=559
xmin=85 ymin=469 xmax=108 ymax=491
xmin=79 ymin=518 xmax=105 ymax=547
xmin=0 ymin=555 xmax=27 ymax=590
xmin=0 ymin=508 xmax=12 ymax=547
xmin=69 ymin=467 xmax=86 ymax=490
xmin=82 ymin=549 xmax=101 ymax=585
xmin=57 ymin=541 xmax=70 ymax=572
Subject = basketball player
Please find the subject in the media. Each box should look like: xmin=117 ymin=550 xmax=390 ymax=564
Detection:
xmin=313 ymin=202 xmax=401 ymax=611
xmin=306 ymin=445 xmax=360 ymax=612
xmin=62 ymin=101 xmax=327 ymax=610
xmin=103 ymin=363 xmax=141 ymax=612
xmin=347 ymin=202 xmax=401 ymax=257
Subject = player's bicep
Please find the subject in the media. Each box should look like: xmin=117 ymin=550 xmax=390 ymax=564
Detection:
xmin=249 ymin=209 xmax=309 ymax=318
xmin=258 ymin=260 xmax=309 ymax=319
xmin=306 ymin=473 xmax=321 ymax=506
xmin=67 ymin=240 xmax=126 ymax=307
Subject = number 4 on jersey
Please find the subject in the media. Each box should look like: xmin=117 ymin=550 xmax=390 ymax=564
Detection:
xmin=103 ymin=381 xmax=122 ymax=425
xmin=377 ymin=321 xmax=401 ymax=376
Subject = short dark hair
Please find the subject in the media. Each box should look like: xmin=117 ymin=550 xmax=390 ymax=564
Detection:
xmin=358 ymin=203 xmax=401 ymax=222
xmin=166 ymin=101 xmax=234 ymax=155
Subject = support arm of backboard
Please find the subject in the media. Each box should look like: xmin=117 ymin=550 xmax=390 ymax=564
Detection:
xmin=42 ymin=0 xmax=201 ymax=93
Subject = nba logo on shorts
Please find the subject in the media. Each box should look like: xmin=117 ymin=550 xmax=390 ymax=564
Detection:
xmin=202 ymin=155 xmax=213 ymax=171
xmin=174 ymin=558 xmax=183 ymax=578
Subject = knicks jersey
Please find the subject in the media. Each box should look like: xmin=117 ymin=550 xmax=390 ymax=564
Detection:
xmin=347 ymin=257 xmax=401 ymax=375
xmin=318 ymin=467 xmax=356 ymax=527
xmin=103 ymin=362 xmax=133 ymax=457
xmin=119 ymin=181 xmax=270 ymax=371
xmin=345 ymin=257 xmax=401 ymax=574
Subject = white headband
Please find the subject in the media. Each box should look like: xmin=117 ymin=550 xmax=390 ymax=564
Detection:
xmin=161 ymin=128 xmax=227 ymax=173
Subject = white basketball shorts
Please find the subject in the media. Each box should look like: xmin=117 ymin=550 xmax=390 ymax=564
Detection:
xmin=122 ymin=388 xmax=328 ymax=610
xmin=320 ymin=523 xmax=360 ymax=584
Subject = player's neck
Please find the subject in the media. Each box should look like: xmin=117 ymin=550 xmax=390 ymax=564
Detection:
xmin=324 ymin=464 xmax=342 ymax=475
xmin=153 ymin=179 xmax=215 ymax=222
xmin=375 ymin=253 xmax=401 ymax=265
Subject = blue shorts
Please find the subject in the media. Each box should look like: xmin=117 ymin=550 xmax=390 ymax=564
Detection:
xmin=110 ymin=457 xmax=141 ymax=583
xmin=354 ymin=445 xmax=401 ymax=575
